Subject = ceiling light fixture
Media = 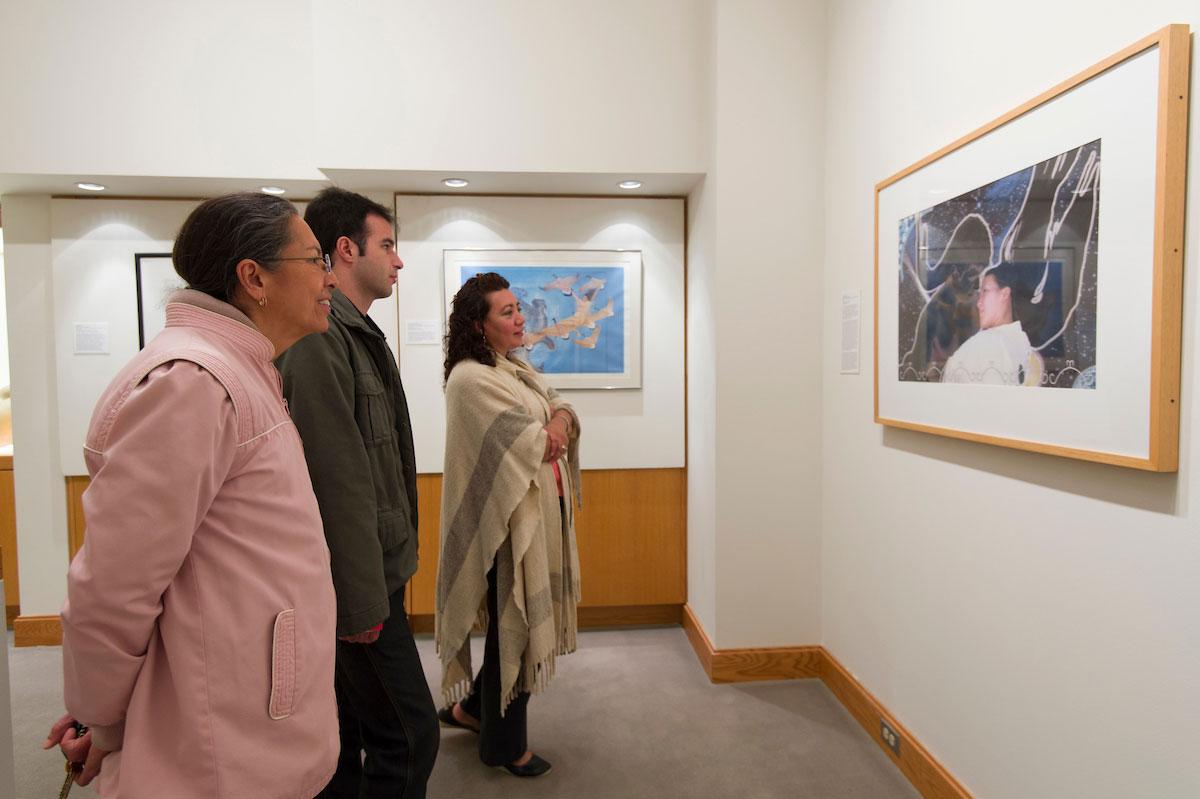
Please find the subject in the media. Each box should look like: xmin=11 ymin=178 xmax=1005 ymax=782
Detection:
xmin=76 ymin=182 xmax=106 ymax=192
xmin=617 ymin=180 xmax=643 ymax=190
xmin=442 ymin=178 xmax=470 ymax=188
xmin=260 ymin=186 xmax=287 ymax=195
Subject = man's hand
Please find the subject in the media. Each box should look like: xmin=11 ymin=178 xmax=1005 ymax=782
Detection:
xmin=338 ymin=628 xmax=381 ymax=644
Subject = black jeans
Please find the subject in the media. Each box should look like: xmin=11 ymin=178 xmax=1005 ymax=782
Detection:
xmin=317 ymin=588 xmax=439 ymax=799
xmin=459 ymin=563 xmax=531 ymax=766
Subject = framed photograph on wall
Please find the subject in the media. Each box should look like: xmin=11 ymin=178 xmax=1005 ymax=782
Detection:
xmin=875 ymin=25 xmax=1189 ymax=471
xmin=135 ymin=253 xmax=184 ymax=349
xmin=443 ymin=249 xmax=643 ymax=389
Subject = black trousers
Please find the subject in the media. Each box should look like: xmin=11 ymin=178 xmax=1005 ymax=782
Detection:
xmin=459 ymin=563 xmax=531 ymax=766
xmin=318 ymin=588 xmax=440 ymax=799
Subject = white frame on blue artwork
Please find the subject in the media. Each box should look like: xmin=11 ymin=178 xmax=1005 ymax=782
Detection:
xmin=443 ymin=249 xmax=643 ymax=390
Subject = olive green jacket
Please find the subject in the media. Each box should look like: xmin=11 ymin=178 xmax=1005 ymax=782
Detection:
xmin=276 ymin=290 xmax=418 ymax=636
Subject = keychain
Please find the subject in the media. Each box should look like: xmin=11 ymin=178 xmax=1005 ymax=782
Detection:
xmin=57 ymin=723 xmax=88 ymax=799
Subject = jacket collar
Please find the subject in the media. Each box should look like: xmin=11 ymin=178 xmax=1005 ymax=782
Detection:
xmin=330 ymin=289 xmax=383 ymax=337
xmin=163 ymin=288 xmax=275 ymax=361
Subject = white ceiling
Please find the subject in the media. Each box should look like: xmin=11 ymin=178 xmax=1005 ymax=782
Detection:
xmin=0 ymin=170 xmax=703 ymax=201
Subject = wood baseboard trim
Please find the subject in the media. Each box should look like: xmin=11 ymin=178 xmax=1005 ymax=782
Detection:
xmin=5 ymin=604 xmax=18 ymax=629
xmin=680 ymin=604 xmax=972 ymax=799
xmin=410 ymin=613 xmax=434 ymax=634
xmin=577 ymin=603 xmax=682 ymax=628
xmin=13 ymin=614 xmax=62 ymax=646
xmin=681 ymin=603 xmax=714 ymax=675
xmin=681 ymin=604 xmax=820 ymax=682
xmin=821 ymin=649 xmax=972 ymax=799
xmin=410 ymin=604 xmax=684 ymax=636
xmin=713 ymin=644 xmax=823 ymax=682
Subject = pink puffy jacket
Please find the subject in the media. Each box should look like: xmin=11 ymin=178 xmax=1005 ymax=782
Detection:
xmin=61 ymin=291 xmax=338 ymax=797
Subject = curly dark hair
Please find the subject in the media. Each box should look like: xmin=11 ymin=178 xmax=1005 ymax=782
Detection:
xmin=444 ymin=272 xmax=511 ymax=383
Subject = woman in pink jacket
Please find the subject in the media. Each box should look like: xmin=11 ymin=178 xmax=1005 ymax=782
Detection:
xmin=44 ymin=192 xmax=341 ymax=797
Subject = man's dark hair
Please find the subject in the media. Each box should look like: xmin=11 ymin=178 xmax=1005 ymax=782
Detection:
xmin=303 ymin=187 xmax=394 ymax=259
xmin=172 ymin=192 xmax=296 ymax=303
xmin=444 ymin=272 xmax=511 ymax=383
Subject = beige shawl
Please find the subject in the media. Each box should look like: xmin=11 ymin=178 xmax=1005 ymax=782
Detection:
xmin=436 ymin=354 xmax=581 ymax=713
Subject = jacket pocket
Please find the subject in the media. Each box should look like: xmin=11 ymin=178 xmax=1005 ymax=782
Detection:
xmin=353 ymin=371 xmax=392 ymax=444
xmin=269 ymin=608 xmax=297 ymax=720
xmin=377 ymin=508 xmax=410 ymax=552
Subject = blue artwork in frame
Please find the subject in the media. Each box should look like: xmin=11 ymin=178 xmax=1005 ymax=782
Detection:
xmin=444 ymin=250 xmax=642 ymax=389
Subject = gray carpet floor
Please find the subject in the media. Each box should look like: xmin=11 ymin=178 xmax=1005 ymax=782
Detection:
xmin=6 ymin=627 xmax=920 ymax=798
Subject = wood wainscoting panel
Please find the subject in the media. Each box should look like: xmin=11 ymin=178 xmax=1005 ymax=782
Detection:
xmin=573 ymin=468 xmax=686 ymax=607
xmin=14 ymin=614 xmax=62 ymax=647
xmin=409 ymin=474 xmax=443 ymax=616
xmin=66 ymin=476 xmax=89 ymax=560
xmin=62 ymin=468 xmax=686 ymax=631
xmin=409 ymin=604 xmax=682 ymax=636
xmin=409 ymin=468 xmax=686 ymax=617
xmin=1 ymin=459 xmax=19 ymax=624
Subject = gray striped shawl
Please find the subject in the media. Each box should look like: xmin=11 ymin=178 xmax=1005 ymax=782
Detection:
xmin=435 ymin=355 xmax=581 ymax=713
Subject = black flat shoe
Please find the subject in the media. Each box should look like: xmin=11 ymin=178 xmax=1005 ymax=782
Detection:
xmin=502 ymin=753 xmax=552 ymax=777
xmin=437 ymin=705 xmax=479 ymax=734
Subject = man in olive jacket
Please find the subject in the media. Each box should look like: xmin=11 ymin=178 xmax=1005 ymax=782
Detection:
xmin=276 ymin=188 xmax=438 ymax=798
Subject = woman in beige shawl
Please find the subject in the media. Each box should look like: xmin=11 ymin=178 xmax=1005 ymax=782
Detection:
xmin=436 ymin=272 xmax=581 ymax=777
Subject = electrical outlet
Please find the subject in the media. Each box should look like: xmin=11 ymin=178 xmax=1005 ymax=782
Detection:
xmin=880 ymin=719 xmax=901 ymax=755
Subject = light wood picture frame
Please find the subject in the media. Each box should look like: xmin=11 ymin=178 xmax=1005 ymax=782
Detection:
xmin=874 ymin=24 xmax=1189 ymax=471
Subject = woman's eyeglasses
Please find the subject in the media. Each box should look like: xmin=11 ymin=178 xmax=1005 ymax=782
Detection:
xmin=271 ymin=253 xmax=333 ymax=273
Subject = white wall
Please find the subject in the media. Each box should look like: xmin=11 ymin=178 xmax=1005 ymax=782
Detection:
xmin=50 ymin=197 xmax=399 ymax=477
xmin=0 ymin=196 xmax=401 ymax=616
xmin=0 ymin=1 xmax=708 ymax=184
xmin=394 ymin=194 xmax=686 ymax=472
xmin=0 ymin=0 xmax=322 ymax=181
xmin=310 ymin=0 xmax=709 ymax=176
xmin=823 ymin=3 xmax=1200 ymax=797
xmin=0 ymin=585 xmax=13 ymax=799
xmin=0 ymin=228 xmax=9 ymax=389
xmin=2 ymin=196 xmax=70 ymax=617
xmin=685 ymin=0 xmax=827 ymax=648
xmin=686 ymin=175 xmax=718 ymax=631
xmin=52 ymin=199 xmax=199 ymax=475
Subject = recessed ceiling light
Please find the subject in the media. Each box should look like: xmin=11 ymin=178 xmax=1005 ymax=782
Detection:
xmin=76 ymin=182 xmax=106 ymax=192
xmin=442 ymin=178 xmax=470 ymax=188
xmin=617 ymin=180 xmax=643 ymax=190
xmin=260 ymin=186 xmax=287 ymax=195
